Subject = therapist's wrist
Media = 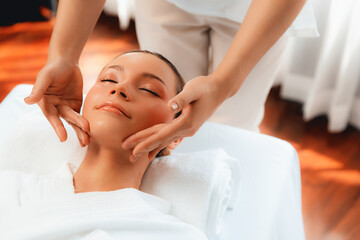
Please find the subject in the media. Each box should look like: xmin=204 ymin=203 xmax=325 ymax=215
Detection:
xmin=47 ymin=41 xmax=81 ymax=65
xmin=205 ymin=74 xmax=234 ymax=102
xmin=47 ymin=51 xmax=80 ymax=65
xmin=209 ymin=70 xmax=243 ymax=99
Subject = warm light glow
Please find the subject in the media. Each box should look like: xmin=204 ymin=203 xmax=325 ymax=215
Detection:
xmin=299 ymin=149 xmax=360 ymax=186
xmin=318 ymin=170 xmax=360 ymax=186
xmin=299 ymin=149 xmax=344 ymax=170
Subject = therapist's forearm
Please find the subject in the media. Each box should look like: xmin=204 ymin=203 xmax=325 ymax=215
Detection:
xmin=47 ymin=0 xmax=106 ymax=63
xmin=211 ymin=0 xmax=306 ymax=98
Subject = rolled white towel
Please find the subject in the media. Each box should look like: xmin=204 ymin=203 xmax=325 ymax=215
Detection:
xmin=140 ymin=148 xmax=241 ymax=238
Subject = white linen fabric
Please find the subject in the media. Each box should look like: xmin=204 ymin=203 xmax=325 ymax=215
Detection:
xmin=141 ymin=149 xmax=241 ymax=237
xmin=0 ymin=149 xmax=238 ymax=239
xmin=275 ymin=0 xmax=360 ymax=132
xmin=175 ymin=122 xmax=305 ymax=240
xmin=0 ymin=172 xmax=207 ymax=240
xmin=0 ymin=163 xmax=75 ymax=214
xmin=166 ymin=0 xmax=318 ymax=37
xmin=0 ymin=85 xmax=305 ymax=240
xmin=104 ymin=0 xmax=318 ymax=37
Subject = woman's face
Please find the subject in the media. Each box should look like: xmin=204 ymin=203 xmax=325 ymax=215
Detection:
xmin=82 ymin=52 xmax=178 ymax=147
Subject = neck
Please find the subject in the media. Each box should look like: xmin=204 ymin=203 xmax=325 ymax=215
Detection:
xmin=73 ymin=140 xmax=149 ymax=193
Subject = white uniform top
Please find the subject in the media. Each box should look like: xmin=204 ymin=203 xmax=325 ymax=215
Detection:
xmin=166 ymin=0 xmax=319 ymax=37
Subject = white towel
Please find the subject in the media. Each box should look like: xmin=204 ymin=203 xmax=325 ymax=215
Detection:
xmin=141 ymin=148 xmax=241 ymax=237
xmin=0 ymin=150 xmax=240 ymax=239
xmin=0 ymin=188 xmax=208 ymax=240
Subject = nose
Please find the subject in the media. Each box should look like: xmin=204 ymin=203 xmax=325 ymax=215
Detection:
xmin=110 ymin=87 xmax=130 ymax=101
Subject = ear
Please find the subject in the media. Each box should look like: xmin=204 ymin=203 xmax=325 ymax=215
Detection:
xmin=166 ymin=138 xmax=183 ymax=150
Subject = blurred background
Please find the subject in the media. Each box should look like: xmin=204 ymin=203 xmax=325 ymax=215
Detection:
xmin=0 ymin=0 xmax=359 ymax=239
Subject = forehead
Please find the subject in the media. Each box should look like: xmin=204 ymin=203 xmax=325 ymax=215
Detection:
xmin=108 ymin=53 xmax=178 ymax=94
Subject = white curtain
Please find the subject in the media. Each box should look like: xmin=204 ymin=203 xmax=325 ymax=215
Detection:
xmin=275 ymin=0 xmax=360 ymax=132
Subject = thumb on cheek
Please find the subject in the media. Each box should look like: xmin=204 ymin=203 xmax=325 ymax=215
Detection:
xmin=168 ymin=91 xmax=188 ymax=113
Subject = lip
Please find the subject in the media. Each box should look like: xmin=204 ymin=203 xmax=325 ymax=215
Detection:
xmin=97 ymin=101 xmax=131 ymax=119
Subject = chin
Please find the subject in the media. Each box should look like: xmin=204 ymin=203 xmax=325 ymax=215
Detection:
xmin=87 ymin=117 xmax=132 ymax=148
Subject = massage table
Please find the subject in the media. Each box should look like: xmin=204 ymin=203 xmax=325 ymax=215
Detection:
xmin=0 ymin=85 xmax=305 ymax=240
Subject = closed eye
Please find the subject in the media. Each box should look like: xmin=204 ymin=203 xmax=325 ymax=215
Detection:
xmin=101 ymin=79 xmax=117 ymax=83
xmin=139 ymin=88 xmax=159 ymax=97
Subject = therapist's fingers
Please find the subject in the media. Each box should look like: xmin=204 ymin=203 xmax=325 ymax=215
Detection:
xmin=124 ymin=105 xmax=191 ymax=152
xmin=132 ymin=106 xmax=193 ymax=155
xmin=57 ymin=105 xmax=90 ymax=133
xmin=148 ymin=146 xmax=164 ymax=162
xmin=133 ymin=130 xmax=180 ymax=156
xmin=132 ymin=120 xmax=185 ymax=156
xmin=168 ymin=79 xmax=202 ymax=113
xmin=24 ymin=68 xmax=52 ymax=105
xmin=58 ymin=105 xmax=90 ymax=146
xmin=67 ymin=121 xmax=87 ymax=147
xmin=41 ymin=95 xmax=82 ymax=112
xmin=129 ymin=152 xmax=146 ymax=163
xmin=38 ymin=99 xmax=67 ymax=142
xmin=122 ymin=124 xmax=165 ymax=150
xmin=129 ymin=146 xmax=162 ymax=163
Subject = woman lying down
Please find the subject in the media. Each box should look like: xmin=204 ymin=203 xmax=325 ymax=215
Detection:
xmin=0 ymin=51 xmax=208 ymax=240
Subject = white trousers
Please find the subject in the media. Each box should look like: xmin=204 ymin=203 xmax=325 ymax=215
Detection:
xmin=134 ymin=0 xmax=288 ymax=131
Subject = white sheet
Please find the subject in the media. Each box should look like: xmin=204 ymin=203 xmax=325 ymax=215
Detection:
xmin=0 ymin=188 xmax=207 ymax=240
xmin=0 ymin=85 xmax=305 ymax=240
xmin=176 ymin=123 xmax=305 ymax=240
xmin=0 ymin=147 xmax=239 ymax=239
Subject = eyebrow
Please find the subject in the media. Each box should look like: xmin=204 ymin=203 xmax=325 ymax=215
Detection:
xmin=141 ymin=73 xmax=166 ymax=86
xmin=108 ymin=65 xmax=124 ymax=71
xmin=107 ymin=64 xmax=166 ymax=86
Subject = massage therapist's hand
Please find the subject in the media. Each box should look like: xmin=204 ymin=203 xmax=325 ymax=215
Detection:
xmin=24 ymin=57 xmax=90 ymax=147
xmin=122 ymin=75 xmax=229 ymax=162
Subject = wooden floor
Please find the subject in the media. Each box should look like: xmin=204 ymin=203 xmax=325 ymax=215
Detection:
xmin=1 ymin=14 xmax=359 ymax=240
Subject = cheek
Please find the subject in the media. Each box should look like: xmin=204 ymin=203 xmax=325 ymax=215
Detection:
xmin=82 ymin=89 xmax=110 ymax=133
xmin=135 ymin=102 xmax=173 ymax=129
xmin=82 ymin=92 xmax=97 ymax=120
xmin=82 ymin=97 xmax=92 ymax=121
xmin=82 ymin=87 xmax=105 ymax=118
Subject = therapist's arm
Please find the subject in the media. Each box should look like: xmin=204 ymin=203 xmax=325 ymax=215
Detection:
xmin=47 ymin=0 xmax=106 ymax=63
xmin=25 ymin=0 xmax=106 ymax=146
xmin=210 ymin=0 xmax=306 ymax=98
xmin=123 ymin=0 xmax=307 ymax=161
